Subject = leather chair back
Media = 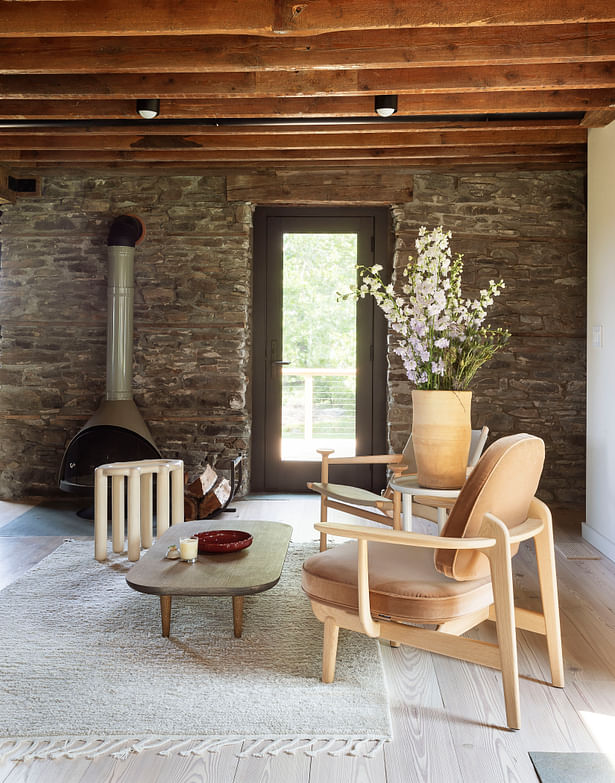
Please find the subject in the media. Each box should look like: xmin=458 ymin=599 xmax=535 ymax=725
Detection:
xmin=435 ymin=433 xmax=545 ymax=580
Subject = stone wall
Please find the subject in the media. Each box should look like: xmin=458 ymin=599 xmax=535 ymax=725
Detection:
xmin=0 ymin=169 xmax=586 ymax=503
xmin=0 ymin=174 xmax=253 ymax=497
xmin=389 ymin=171 xmax=586 ymax=504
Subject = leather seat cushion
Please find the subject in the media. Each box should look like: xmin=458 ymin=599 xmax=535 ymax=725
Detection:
xmin=302 ymin=540 xmax=493 ymax=623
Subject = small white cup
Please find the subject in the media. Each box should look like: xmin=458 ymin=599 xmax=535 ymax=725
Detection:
xmin=179 ymin=537 xmax=198 ymax=563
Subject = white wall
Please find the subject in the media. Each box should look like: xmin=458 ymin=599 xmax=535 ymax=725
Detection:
xmin=585 ymin=122 xmax=615 ymax=561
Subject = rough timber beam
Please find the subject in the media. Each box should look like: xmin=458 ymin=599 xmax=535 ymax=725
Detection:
xmin=0 ymin=63 xmax=613 ymax=100
xmin=0 ymin=24 xmax=613 ymax=74
xmin=0 ymin=149 xmax=585 ymax=166
xmin=0 ymin=91 xmax=610 ymax=119
xmin=581 ymin=107 xmax=615 ymax=126
xmin=0 ymin=129 xmax=586 ymax=150
xmin=0 ymin=0 xmax=614 ymax=38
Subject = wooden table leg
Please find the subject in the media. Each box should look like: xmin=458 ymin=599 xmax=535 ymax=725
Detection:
xmin=232 ymin=595 xmax=244 ymax=638
xmin=160 ymin=595 xmax=172 ymax=637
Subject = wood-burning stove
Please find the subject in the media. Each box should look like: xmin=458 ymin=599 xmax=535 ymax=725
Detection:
xmin=59 ymin=215 xmax=160 ymax=494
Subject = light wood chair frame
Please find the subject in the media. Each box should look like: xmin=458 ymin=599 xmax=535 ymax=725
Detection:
xmin=309 ymin=426 xmax=489 ymax=551
xmin=308 ymin=496 xmax=564 ymax=730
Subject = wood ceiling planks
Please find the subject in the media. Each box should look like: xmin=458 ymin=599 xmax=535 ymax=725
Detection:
xmin=0 ymin=1 xmax=612 ymax=171
xmin=1 ymin=0 xmax=615 ymax=37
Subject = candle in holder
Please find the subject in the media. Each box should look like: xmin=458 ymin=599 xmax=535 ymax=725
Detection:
xmin=179 ymin=537 xmax=198 ymax=563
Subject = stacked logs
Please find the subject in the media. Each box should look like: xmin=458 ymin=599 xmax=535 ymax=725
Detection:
xmin=184 ymin=464 xmax=232 ymax=521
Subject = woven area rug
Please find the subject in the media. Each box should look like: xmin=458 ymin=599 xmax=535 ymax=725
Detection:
xmin=0 ymin=540 xmax=391 ymax=761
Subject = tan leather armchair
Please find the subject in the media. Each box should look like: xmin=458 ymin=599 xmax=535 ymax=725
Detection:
xmin=302 ymin=434 xmax=564 ymax=730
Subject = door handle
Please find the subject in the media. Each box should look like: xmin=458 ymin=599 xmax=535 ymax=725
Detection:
xmin=272 ymin=361 xmax=291 ymax=365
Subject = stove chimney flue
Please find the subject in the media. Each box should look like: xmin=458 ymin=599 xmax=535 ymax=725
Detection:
xmin=106 ymin=215 xmax=144 ymax=402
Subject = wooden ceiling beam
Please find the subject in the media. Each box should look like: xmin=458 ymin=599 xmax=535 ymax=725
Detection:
xmin=1 ymin=0 xmax=614 ymax=38
xmin=4 ymin=160 xmax=586 ymax=173
xmin=0 ymin=63 xmax=614 ymax=99
xmin=0 ymin=146 xmax=585 ymax=163
xmin=0 ymin=128 xmax=586 ymax=150
xmin=581 ymin=107 xmax=615 ymax=126
xmin=1 ymin=24 xmax=614 ymax=74
xmin=0 ymin=91 xmax=610 ymax=119
xmin=0 ymin=119 xmax=584 ymax=135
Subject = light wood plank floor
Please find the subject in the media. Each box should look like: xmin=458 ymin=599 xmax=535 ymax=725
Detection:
xmin=0 ymin=495 xmax=612 ymax=783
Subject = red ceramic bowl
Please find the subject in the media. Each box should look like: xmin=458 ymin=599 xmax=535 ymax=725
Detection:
xmin=192 ymin=530 xmax=253 ymax=554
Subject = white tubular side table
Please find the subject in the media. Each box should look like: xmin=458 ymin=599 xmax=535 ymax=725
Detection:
xmin=94 ymin=458 xmax=184 ymax=562
xmin=389 ymin=475 xmax=461 ymax=533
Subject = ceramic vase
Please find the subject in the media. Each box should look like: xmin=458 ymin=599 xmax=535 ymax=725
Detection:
xmin=411 ymin=389 xmax=472 ymax=489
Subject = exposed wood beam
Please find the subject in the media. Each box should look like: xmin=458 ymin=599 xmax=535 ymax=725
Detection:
xmin=0 ymin=63 xmax=613 ymax=100
xmin=581 ymin=107 xmax=615 ymax=126
xmin=226 ymin=168 xmax=414 ymax=206
xmin=4 ymin=160 xmax=586 ymax=173
xmin=0 ymin=147 xmax=585 ymax=164
xmin=0 ymin=0 xmax=614 ymax=38
xmin=0 ymin=129 xmax=586 ymax=150
xmin=0 ymin=91 xmax=609 ymax=119
xmin=0 ymin=119 xmax=584 ymax=135
xmin=1 ymin=24 xmax=614 ymax=74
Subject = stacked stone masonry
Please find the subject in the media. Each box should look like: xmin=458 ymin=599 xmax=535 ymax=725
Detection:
xmin=0 ymin=170 xmax=585 ymax=504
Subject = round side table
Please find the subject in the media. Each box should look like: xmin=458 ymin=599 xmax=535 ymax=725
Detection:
xmin=389 ymin=475 xmax=461 ymax=533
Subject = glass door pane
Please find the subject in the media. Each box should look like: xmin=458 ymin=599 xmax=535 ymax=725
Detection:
xmin=251 ymin=207 xmax=388 ymax=493
xmin=281 ymin=233 xmax=357 ymax=461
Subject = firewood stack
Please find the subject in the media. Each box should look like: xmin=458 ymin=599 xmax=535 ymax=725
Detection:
xmin=184 ymin=464 xmax=232 ymax=521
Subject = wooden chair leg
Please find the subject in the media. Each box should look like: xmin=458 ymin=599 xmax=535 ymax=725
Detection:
xmin=484 ymin=515 xmax=521 ymax=730
xmin=534 ymin=523 xmax=565 ymax=688
xmin=322 ymin=616 xmax=339 ymax=682
xmin=319 ymin=497 xmax=328 ymax=552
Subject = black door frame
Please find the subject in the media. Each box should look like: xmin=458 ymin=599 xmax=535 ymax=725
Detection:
xmin=251 ymin=205 xmax=391 ymax=492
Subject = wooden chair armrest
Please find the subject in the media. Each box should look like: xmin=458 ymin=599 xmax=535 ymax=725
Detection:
xmin=318 ymin=453 xmax=403 ymax=466
xmin=314 ymin=521 xmax=495 ymax=551
xmin=507 ymin=517 xmax=544 ymax=544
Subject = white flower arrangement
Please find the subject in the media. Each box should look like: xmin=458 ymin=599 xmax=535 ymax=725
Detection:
xmin=341 ymin=226 xmax=510 ymax=390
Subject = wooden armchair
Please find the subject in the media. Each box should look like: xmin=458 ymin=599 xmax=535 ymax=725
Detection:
xmin=308 ymin=426 xmax=488 ymax=551
xmin=301 ymin=433 xmax=564 ymax=730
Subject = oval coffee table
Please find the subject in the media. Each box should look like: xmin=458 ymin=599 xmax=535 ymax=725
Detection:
xmin=126 ymin=520 xmax=292 ymax=638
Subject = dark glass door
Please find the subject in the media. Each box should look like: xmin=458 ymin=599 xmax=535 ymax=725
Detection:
xmin=252 ymin=207 xmax=390 ymax=492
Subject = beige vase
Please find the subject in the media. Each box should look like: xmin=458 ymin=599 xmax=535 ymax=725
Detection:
xmin=411 ymin=389 xmax=472 ymax=489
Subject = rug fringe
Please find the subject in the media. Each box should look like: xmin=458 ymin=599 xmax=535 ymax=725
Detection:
xmin=0 ymin=735 xmax=389 ymax=762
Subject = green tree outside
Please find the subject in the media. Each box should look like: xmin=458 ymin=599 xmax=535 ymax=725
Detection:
xmin=282 ymin=233 xmax=357 ymax=441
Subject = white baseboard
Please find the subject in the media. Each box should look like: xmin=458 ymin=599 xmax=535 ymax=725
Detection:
xmin=582 ymin=522 xmax=615 ymax=563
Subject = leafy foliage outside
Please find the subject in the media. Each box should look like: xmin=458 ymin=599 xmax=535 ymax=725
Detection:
xmin=282 ymin=233 xmax=357 ymax=439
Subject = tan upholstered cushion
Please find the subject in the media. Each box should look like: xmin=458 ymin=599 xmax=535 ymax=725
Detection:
xmin=302 ymin=540 xmax=493 ymax=624
xmin=435 ymin=433 xmax=545 ymax=581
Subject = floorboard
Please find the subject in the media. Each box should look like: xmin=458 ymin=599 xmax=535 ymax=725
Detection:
xmin=0 ymin=497 xmax=613 ymax=782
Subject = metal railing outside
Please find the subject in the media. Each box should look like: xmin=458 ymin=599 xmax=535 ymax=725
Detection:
xmin=281 ymin=367 xmax=356 ymax=459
